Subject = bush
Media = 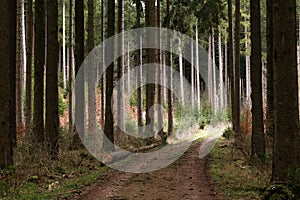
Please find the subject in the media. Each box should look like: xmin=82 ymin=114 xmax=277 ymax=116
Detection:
xmin=263 ymin=185 xmax=295 ymax=200
xmin=222 ymin=127 xmax=234 ymax=140
xmin=288 ymin=168 xmax=300 ymax=199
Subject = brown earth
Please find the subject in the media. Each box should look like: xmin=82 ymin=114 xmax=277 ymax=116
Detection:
xmin=71 ymin=141 xmax=224 ymax=200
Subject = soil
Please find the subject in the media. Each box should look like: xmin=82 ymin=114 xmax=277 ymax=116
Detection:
xmin=71 ymin=141 xmax=224 ymax=200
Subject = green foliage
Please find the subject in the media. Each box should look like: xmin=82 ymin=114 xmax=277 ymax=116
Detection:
xmin=263 ymin=185 xmax=295 ymax=200
xmin=59 ymin=91 xmax=67 ymax=116
xmin=222 ymin=127 xmax=234 ymax=140
xmin=287 ymin=168 xmax=300 ymax=198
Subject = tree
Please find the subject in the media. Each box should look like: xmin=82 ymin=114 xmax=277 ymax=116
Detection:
xmin=45 ymin=0 xmax=59 ymax=158
xmin=250 ymin=0 xmax=266 ymax=163
xmin=33 ymin=0 xmax=45 ymax=143
xmin=100 ymin=0 xmax=105 ymax=124
xmin=0 ymin=0 xmax=16 ymax=169
xmin=145 ymin=0 xmax=156 ymax=136
xmin=62 ymin=0 xmax=66 ymax=90
xmin=227 ymin=0 xmax=235 ymax=130
xmin=234 ymin=0 xmax=241 ymax=132
xmin=272 ymin=0 xmax=299 ymax=182
xmin=266 ymin=0 xmax=274 ymax=137
xmin=72 ymin=0 xmax=85 ymax=148
xmin=103 ymin=0 xmax=115 ymax=151
xmin=157 ymin=0 xmax=163 ymax=136
xmin=166 ymin=0 xmax=173 ymax=136
xmin=25 ymin=0 xmax=34 ymax=131
xmin=135 ymin=0 xmax=143 ymax=136
xmin=117 ymin=0 xmax=125 ymax=133
xmin=195 ymin=24 xmax=201 ymax=111
xmin=68 ymin=0 xmax=73 ymax=134
xmin=88 ymin=0 xmax=96 ymax=131
xmin=16 ymin=0 xmax=26 ymax=128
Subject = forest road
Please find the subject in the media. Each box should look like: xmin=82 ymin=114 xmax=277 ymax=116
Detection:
xmin=71 ymin=139 xmax=224 ymax=200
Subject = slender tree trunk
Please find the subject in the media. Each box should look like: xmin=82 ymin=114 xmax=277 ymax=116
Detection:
xmin=250 ymin=0 xmax=266 ymax=163
xmin=167 ymin=0 xmax=173 ymax=136
xmin=127 ymin=42 xmax=131 ymax=95
xmin=145 ymin=0 xmax=156 ymax=136
xmin=62 ymin=0 xmax=66 ymax=90
xmin=103 ymin=0 xmax=115 ymax=151
xmin=72 ymin=0 xmax=85 ymax=148
xmin=68 ymin=0 xmax=73 ymax=134
xmin=245 ymin=19 xmax=251 ymax=105
xmin=100 ymin=0 xmax=105 ymax=124
xmin=0 ymin=0 xmax=16 ymax=169
xmin=195 ymin=24 xmax=201 ymax=111
xmin=224 ymin=40 xmax=228 ymax=109
xmin=117 ymin=0 xmax=125 ymax=133
xmin=16 ymin=0 xmax=26 ymax=128
xmin=157 ymin=0 xmax=163 ymax=136
xmin=266 ymin=0 xmax=274 ymax=137
xmin=88 ymin=0 xmax=96 ymax=132
xmin=135 ymin=0 xmax=143 ymax=136
xmin=33 ymin=0 xmax=45 ymax=143
xmin=208 ymin=34 xmax=212 ymax=105
xmin=228 ymin=0 xmax=235 ymax=129
xmin=191 ymin=41 xmax=194 ymax=109
xmin=45 ymin=0 xmax=59 ymax=158
xmin=212 ymin=29 xmax=217 ymax=115
xmin=179 ymin=38 xmax=184 ymax=104
xmin=234 ymin=0 xmax=241 ymax=132
xmin=218 ymin=29 xmax=224 ymax=111
xmin=272 ymin=0 xmax=299 ymax=182
xmin=25 ymin=0 xmax=34 ymax=131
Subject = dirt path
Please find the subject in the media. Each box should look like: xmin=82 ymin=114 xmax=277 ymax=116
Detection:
xmin=72 ymin=140 xmax=224 ymax=200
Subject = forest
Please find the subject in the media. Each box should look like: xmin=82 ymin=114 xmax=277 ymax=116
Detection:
xmin=0 ymin=0 xmax=300 ymax=199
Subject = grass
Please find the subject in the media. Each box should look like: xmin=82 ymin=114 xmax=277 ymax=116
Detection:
xmin=0 ymin=140 xmax=110 ymax=200
xmin=208 ymin=138 xmax=271 ymax=200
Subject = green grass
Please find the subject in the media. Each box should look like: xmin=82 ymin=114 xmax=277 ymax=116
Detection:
xmin=208 ymin=139 xmax=271 ymax=200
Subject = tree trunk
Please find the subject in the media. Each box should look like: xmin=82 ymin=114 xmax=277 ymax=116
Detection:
xmin=135 ymin=0 xmax=143 ymax=136
xmin=208 ymin=34 xmax=212 ymax=105
xmin=117 ymin=0 xmax=125 ymax=133
xmin=157 ymin=0 xmax=163 ymax=136
xmin=179 ymin=38 xmax=184 ymax=104
xmin=195 ymin=24 xmax=201 ymax=111
xmin=88 ymin=0 xmax=96 ymax=132
xmin=25 ymin=0 xmax=34 ymax=131
xmin=33 ymin=0 xmax=45 ymax=144
xmin=228 ymin=0 xmax=235 ymax=130
xmin=68 ymin=0 xmax=73 ymax=134
xmin=72 ymin=0 xmax=85 ymax=149
xmin=100 ymin=0 xmax=105 ymax=125
xmin=46 ymin=0 xmax=59 ymax=158
xmin=219 ymin=30 xmax=224 ymax=111
xmin=62 ymin=0 xmax=66 ymax=90
xmin=16 ymin=0 xmax=26 ymax=128
xmin=245 ymin=18 xmax=251 ymax=105
xmin=250 ymin=0 xmax=266 ymax=164
xmin=212 ymin=29 xmax=217 ymax=115
xmin=191 ymin=41 xmax=194 ymax=109
xmin=166 ymin=0 xmax=173 ymax=136
xmin=145 ymin=0 xmax=156 ymax=136
xmin=103 ymin=0 xmax=115 ymax=151
xmin=234 ymin=0 xmax=241 ymax=132
xmin=266 ymin=0 xmax=274 ymax=137
xmin=0 ymin=0 xmax=16 ymax=169
xmin=272 ymin=0 xmax=299 ymax=182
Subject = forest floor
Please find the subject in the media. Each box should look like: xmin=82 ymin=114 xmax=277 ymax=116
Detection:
xmin=69 ymin=125 xmax=227 ymax=200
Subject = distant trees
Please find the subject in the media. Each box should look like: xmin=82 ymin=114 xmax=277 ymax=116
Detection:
xmin=0 ymin=0 xmax=16 ymax=169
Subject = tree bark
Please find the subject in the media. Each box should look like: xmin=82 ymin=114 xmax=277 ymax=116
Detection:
xmin=72 ymin=0 xmax=85 ymax=149
xmin=88 ymin=0 xmax=96 ymax=132
xmin=68 ymin=0 xmax=73 ymax=134
xmin=103 ymin=0 xmax=115 ymax=151
xmin=157 ymin=0 xmax=163 ymax=136
xmin=0 ymin=0 xmax=16 ymax=169
xmin=45 ymin=0 xmax=59 ymax=158
xmin=266 ymin=0 xmax=274 ymax=137
xmin=272 ymin=0 xmax=299 ymax=182
xmin=250 ymin=0 xmax=266 ymax=164
xmin=195 ymin=24 xmax=201 ymax=111
xmin=25 ymin=0 xmax=34 ymax=131
xmin=33 ymin=0 xmax=45 ymax=144
xmin=16 ymin=0 xmax=26 ymax=128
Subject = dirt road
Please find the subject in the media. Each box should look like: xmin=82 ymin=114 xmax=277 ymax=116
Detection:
xmin=72 ymin=140 xmax=223 ymax=200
